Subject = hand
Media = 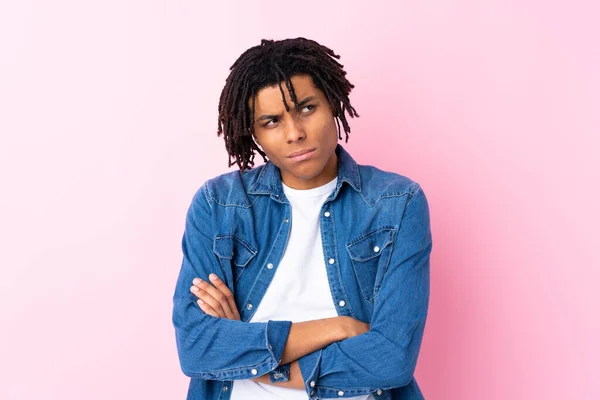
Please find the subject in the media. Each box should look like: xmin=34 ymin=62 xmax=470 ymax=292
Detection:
xmin=191 ymin=274 xmax=260 ymax=380
xmin=190 ymin=273 xmax=241 ymax=320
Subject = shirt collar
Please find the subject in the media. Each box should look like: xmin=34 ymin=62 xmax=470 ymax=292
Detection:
xmin=247 ymin=143 xmax=361 ymax=199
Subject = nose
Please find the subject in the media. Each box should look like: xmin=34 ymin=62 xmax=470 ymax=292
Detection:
xmin=284 ymin=116 xmax=306 ymax=144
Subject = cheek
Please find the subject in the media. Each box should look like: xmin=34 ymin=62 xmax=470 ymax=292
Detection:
xmin=255 ymin=135 xmax=281 ymax=160
xmin=253 ymin=134 xmax=270 ymax=153
xmin=321 ymin=117 xmax=339 ymax=144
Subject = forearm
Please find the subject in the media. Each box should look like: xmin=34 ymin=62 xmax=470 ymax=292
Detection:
xmin=280 ymin=316 xmax=347 ymax=364
xmin=256 ymin=315 xmax=368 ymax=388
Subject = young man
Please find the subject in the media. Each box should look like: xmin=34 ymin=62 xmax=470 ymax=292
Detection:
xmin=172 ymin=38 xmax=432 ymax=400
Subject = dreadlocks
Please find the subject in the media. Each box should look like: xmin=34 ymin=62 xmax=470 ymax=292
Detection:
xmin=217 ymin=37 xmax=359 ymax=171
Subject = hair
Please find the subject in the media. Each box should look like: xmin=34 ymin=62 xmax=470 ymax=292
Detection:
xmin=217 ymin=37 xmax=359 ymax=171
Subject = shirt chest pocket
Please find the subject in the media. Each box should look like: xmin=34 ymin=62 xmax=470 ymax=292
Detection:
xmin=346 ymin=227 xmax=396 ymax=303
xmin=212 ymin=235 xmax=257 ymax=284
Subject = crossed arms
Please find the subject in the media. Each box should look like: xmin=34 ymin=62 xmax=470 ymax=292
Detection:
xmin=187 ymin=273 xmax=370 ymax=389
xmin=172 ymin=183 xmax=431 ymax=396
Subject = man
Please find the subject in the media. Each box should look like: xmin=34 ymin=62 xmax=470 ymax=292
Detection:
xmin=172 ymin=37 xmax=432 ymax=400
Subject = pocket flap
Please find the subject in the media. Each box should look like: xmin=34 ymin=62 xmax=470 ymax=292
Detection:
xmin=213 ymin=235 xmax=257 ymax=267
xmin=346 ymin=227 xmax=396 ymax=262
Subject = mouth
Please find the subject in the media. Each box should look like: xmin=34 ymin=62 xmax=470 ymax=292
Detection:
xmin=287 ymin=148 xmax=316 ymax=162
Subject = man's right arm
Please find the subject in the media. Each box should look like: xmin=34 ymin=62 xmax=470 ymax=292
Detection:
xmin=280 ymin=316 xmax=369 ymax=365
xmin=264 ymin=317 xmax=369 ymax=384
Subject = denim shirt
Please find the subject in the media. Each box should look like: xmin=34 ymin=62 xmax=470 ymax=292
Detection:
xmin=172 ymin=144 xmax=432 ymax=400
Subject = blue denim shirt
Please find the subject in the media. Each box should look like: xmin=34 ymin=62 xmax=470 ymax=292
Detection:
xmin=172 ymin=144 xmax=432 ymax=399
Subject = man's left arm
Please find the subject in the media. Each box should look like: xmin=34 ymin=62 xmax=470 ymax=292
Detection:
xmin=291 ymin=185 xmax=432 ymax=397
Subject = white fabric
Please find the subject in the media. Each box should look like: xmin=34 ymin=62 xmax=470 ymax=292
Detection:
xmin=231 ymin=177 xmax=372 ymax=400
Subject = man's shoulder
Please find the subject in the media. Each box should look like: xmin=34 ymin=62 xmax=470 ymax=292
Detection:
xmin=356 ymin=163 xmax=423 ymax=204
xmin=195 ymin=165 xmax=265 ymax=207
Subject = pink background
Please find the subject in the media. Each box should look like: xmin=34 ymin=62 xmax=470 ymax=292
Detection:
xmin=1 ymin=1 xmax=598 ymax=399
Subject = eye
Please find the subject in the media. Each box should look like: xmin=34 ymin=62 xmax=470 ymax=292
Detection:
xmin=302 ymin=104 xmax=316 ymax=113
xmin=264 ymin=117 xmax=279 ymax=127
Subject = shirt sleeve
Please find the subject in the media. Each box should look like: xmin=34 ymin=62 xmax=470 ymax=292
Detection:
xmin=297 ymin=184 xmax=432 ymax=398
xmin=172 ymin=183 xmax=292 ymax=380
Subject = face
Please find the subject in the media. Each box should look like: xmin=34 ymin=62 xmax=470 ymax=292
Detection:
xmin=250 ymin=74 xmax=339 ymax=190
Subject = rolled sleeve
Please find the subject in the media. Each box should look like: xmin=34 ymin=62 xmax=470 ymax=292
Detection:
xmin=297 ymin=350 xmax=322 ymax=397
xmin=266 ymin=320 xmax=292 ymax=365
xmin=266 ymin=321 xmax=293 ymax=383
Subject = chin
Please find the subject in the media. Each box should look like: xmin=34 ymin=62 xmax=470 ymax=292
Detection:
xmin=289 ymin=163 xmax=325 ymax=179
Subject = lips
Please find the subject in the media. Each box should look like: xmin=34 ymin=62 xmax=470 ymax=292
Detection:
xmin=288 ymin=148 xmax=315 ymax=158
xmin=287 ymin=148 xmax=316 ymax=162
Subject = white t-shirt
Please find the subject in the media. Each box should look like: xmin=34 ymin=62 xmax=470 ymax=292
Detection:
xmin=231 ymin=177 xmax=373 ymax=400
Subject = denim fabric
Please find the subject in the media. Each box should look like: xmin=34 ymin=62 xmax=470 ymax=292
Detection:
xmin=172 ymin=144 xmax=432 ymax=399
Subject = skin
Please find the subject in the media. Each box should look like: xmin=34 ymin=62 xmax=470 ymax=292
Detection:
xmin=187 ymin=74 xmax=370 ymax=389
xmin=250 ymin=74 xmax=340 ymax=190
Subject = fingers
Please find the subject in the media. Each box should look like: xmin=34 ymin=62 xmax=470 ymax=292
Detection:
xmin=191 ymin=279 xmax=232 ymax=319
xmin=190 ymin=275 xmax=238 ymax=320
xmin=207 ymin=274 xmax=241 ymax=320
xmin=196 ymin=300 xmax=221 ymax=318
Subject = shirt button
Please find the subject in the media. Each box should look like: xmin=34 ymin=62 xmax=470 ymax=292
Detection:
xmin=247 ymin=304 xmax=253 ymax=310
xmin=338 ymin=390 xmax=344 ymax=396
xmin=251 ymin=369 xmax=258 ymax=375
xmin=373 ymin=245 xmax=380 ymax=253
xmin=310 ymin=381 xmax=316 ymax=387
xmin=338 ymin=300 xmax=346 ymax=307
xmin=324 ymin=211 xmax=331 ymax=217
xmin=223 ymin=386 xmax=228 ymax=392
xmin=284 ymin=218 xmax=289 ymax=223
xmin=376 ymin=389 xmax=383 ymax=395
xmin=328 ymin=258 xmax=335 ymax=264
xmin=267 ymin=263 xmax=274 ymax=269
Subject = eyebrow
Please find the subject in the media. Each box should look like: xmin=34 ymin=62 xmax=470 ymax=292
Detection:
xmin=256 ymin=96 xmax=317 ymax=121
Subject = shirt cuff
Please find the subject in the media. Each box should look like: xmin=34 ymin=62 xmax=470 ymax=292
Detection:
xmin=297 ymin=349 xmax=322 ymax=399
xmin=266 ymin=320 xmax=292 ymax=365
xmin=269 ymin=363 xmax=290 ymax=383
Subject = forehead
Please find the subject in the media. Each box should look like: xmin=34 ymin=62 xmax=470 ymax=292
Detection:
xmin=250 ymin=74 xmax=321 ymax=112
